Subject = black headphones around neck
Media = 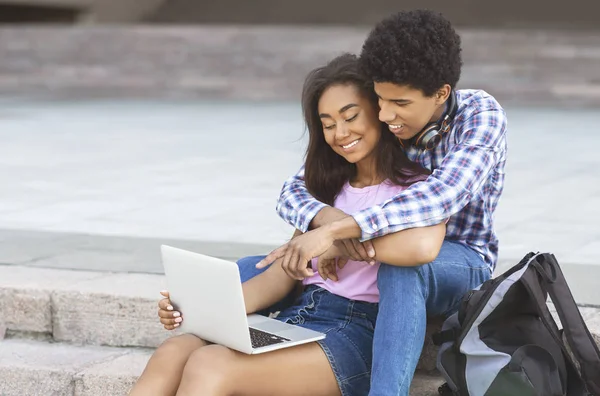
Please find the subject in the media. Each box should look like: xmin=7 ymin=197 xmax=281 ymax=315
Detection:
xmin=412 ymin=90 xmax=458 ymax=151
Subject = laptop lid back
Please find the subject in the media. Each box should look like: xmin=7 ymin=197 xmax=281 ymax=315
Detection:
xmin=160 ymin=245 xmax=253 ymax=353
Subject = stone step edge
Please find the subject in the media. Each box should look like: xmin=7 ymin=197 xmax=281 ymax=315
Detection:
xmin=0 ymin=264 xmax=444 ymax=370
xmin=0 ymin=338 xmax=152 ymax=396
xmin=0 ymin=338 xmax=443 ymax=396
xmin=1 ymin=264 xmax=598 ymax=370
xmin=0 ymin=264 xmax=167 ymax=341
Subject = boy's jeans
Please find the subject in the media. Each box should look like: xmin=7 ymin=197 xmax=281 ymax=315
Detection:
xmin=236 ymin=240 xmax=491 ymax=396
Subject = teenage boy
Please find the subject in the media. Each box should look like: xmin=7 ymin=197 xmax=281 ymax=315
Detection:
xmin=242 ymin=10 xmax=507 ymax=395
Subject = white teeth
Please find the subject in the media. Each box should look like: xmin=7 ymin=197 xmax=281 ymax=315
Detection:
xmin=389 ymin=124 xmax=403 ymax=130
xmin=342 ymin=139 xmax=360 ymax=149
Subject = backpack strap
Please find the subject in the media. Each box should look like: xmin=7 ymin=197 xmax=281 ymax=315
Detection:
xmin=438 ymin=383 xmax=457 ymax=396
xmin=523 ymin=253 xmax=600 ymax=395
xmin=432 ymin=328 xmax=459 ymax=346
xmin=539 ymin=254 xmax=600 ymax=395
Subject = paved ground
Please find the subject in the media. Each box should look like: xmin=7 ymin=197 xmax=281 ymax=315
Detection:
xmin=1 ymin=98 xmax=599 ymax=305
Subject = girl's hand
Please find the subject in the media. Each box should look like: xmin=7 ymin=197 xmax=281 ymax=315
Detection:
xmin=157 ymin=290 xmax=182 ymax=330
xmin=317 ymin=257 xmax=339 ymax=281
xmin=317 ymin=244 xmax=349 ymax=281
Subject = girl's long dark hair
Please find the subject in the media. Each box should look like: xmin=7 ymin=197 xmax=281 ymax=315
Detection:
xmin=302 ymin=53 xmax=430 ymax=206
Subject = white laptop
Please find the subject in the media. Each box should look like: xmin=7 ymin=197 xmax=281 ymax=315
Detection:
xmin=160 ymin=245 xmax=325 ymax=354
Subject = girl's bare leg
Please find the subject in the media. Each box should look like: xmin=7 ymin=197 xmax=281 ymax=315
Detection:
xmin=129 ymin=334 xmax=207 ymax=396
xmin=176 ymin=342 xmax=341 ymax=396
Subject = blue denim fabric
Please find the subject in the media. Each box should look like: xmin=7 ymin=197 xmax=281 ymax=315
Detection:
xmin=369 ymin=240 xmax=491 ymax=396
xmin=236 ymin=255 xmax=268 ymax=283
xmin=276 ymin=285 xmax=378 ymax=396
xmin=236 ymin=255 xmax=298 ymax=316
xmin=236 ymin=240 xmax=491 ymax=396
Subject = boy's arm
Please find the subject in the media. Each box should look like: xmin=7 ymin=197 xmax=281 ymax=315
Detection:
xmin=276 ymin=107 xmax=506 ymax=242
xmin=370 ymin=223 xmax=446 ymax=266
xmin=259 ymin=106 xmax=506 ymax=269
xmin=277 ymin=170 xmax=375 ymax=262
xmin=321 ymin=222 xmax=446 ymax=267
xmin=317 ymin=221 xmax=446 ymax=281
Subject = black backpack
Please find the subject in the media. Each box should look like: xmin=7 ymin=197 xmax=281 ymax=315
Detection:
xmin=433 ymin=252 xmax=600 ymax=396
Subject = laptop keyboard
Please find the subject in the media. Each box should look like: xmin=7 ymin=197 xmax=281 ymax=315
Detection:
xmin=249 ymin=327 xmax=291 ymax=348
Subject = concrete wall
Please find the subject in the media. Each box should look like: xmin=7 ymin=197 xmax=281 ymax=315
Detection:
xmin=0 ymin=0 xmax=166 ymax=23
xmin=0 ymin=26 xmax=599 ymax=107
xmin=0 ymin=4 xmax=79 ymax=22
xmin=1 ymin=0 xmax=599 ymax=27
xmin=147 ymin=0 xmax=600 ymax=29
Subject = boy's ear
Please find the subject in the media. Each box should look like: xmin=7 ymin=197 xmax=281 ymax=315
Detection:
xmin=435 ymin=84 xmax=452 ymax=105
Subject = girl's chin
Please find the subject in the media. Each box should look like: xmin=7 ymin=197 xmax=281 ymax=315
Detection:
xmin=340 ymin=152 xmax=366 ymax=164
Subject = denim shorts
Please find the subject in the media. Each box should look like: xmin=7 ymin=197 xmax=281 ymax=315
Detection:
xmin=274 ymin=285 xmax=379 ymax=396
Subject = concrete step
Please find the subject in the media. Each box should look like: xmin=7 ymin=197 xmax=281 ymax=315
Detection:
xmin=1 ymin=264 xmax=599 ymax=375
xmin=0 ymin=338 xmax=152 ymax=396
xmin=0 ymin=264 xmax=440 ymax=370
xmin=0 ymin=264 xmax=170 ymax=348
xmin=0 ymin=338 xmax=442 ymax=395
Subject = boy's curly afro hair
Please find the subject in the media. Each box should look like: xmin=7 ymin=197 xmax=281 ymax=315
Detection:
xmin=359 ymin=9 xmax=462 ymax=97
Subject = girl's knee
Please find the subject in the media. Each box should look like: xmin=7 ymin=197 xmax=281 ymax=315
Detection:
xmin=180 ymin=345 xmax=234 ymax=391
xmin=154 ymin=334 xmax=206 ymax=359
xmin=185 ymin=344 xmax=232 ymax=372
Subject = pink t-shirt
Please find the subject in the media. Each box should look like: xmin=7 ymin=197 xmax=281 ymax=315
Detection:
xmin=303 ymin=180 xmax=408 ymax=303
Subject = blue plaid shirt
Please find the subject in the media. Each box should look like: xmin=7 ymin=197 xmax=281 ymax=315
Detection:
xmin=276 ymin=90 xmax=507 ymax=270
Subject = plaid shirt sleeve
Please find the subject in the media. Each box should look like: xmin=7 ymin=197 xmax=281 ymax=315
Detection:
xmin=353 ymin=107 xmax=507 ymax=241
xmin=275 ymin=165 xmax=329 ymax=232
xmin=276 ymin=106 xmax=507 ymax=238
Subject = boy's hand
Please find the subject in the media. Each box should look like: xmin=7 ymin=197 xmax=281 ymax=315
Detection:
xmin=339 ymin=239 xmax=376 ymax=264
xmin=158 ymin=290 xmax=182 ymax=330
xmin=256 ymin=227 xmax=335 ymax=280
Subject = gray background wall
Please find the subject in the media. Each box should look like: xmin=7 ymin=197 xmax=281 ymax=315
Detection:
xmin=1 ymin=26 xmax=599 ymax=107
xmin=148 ymin=0 xmax=600 ymax=29
xmin=1 ymin=0 xmax=600 ymax=28
xmin=1 ymin=1 xmax=599 ymax=106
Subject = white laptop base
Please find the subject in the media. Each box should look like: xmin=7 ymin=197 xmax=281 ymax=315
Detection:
xmin=161 ymin=245 xmax=325 ymax=354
